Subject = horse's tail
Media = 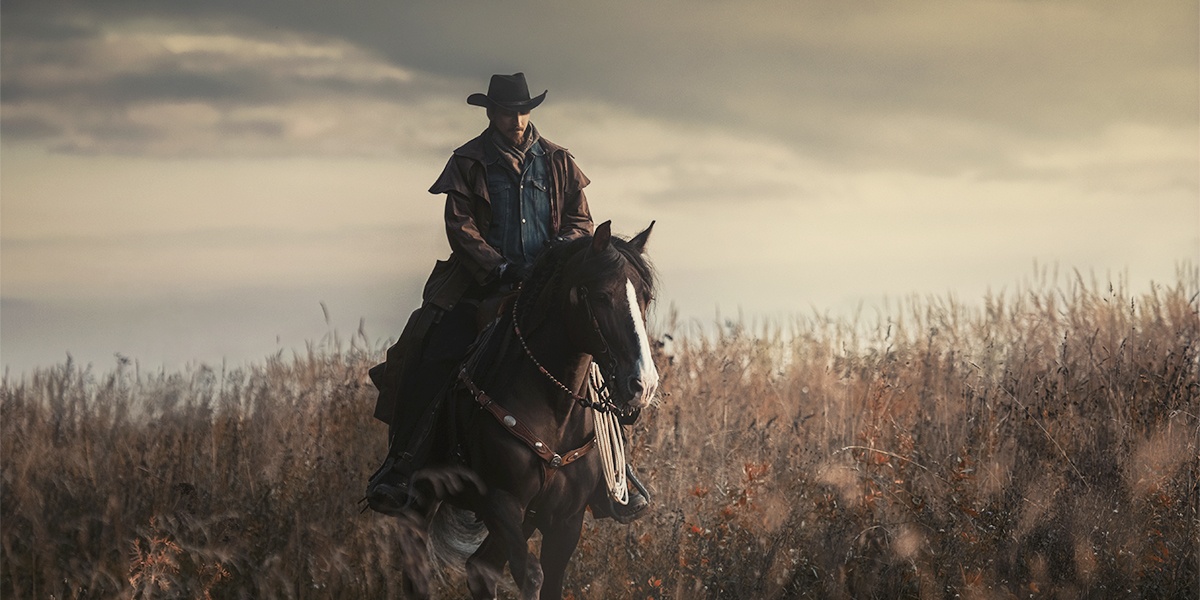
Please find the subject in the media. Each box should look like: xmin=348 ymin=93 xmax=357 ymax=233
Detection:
xmin=428 ymin=504 xmax=488 ymax=569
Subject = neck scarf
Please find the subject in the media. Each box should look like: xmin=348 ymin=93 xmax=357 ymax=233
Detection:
xmin=489 ymin=122 xmax=540 ymax=176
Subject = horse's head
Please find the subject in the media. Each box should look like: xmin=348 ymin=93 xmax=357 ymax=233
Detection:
xmin=559 ymin=221 xmax=659 ymax=411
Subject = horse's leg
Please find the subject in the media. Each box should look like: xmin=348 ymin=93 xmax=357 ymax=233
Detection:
xmin=466 ymin=533 xmax=506 ymax=600
xmin=391 ymin=508 xmax=434 ymax=599
xmin=469 ymin=491 xmax=543 ymax=600
xmin=537 ymin=511 xmax=585 ymax=600
xmin=466 ymin=517 xmax=539 ymax=599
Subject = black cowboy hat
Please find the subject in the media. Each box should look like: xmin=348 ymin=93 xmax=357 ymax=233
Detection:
xmin=467 ymin=72 xmax=547 ymax=111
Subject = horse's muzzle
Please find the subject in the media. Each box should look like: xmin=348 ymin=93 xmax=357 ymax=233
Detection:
xmin=623 ymin=371 xmax=658 ymax=410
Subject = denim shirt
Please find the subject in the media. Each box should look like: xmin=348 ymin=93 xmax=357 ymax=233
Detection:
xmin=484 ymin=141 xmax=552 ymax=270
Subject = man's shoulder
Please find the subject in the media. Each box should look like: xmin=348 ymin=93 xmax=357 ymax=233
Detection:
xmin=539 ymin=135 xmax=589 ymax=188
xmin=450 ymin=131 xmax=489 ymax=163
xmin=537 ymin=136 xmax=572 ymax=158
xmin=430 ymin=132 xmax=489 ymax=195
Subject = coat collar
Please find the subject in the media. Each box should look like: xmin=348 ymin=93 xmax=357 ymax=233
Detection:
xmin=454 ymin=128 xmax=568 ymax=163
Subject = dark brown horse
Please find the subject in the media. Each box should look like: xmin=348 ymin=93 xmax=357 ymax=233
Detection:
xmin=402 ymin=220 xmax=657 ymax=600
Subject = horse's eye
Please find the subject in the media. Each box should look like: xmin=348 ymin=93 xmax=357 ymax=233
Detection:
xmin=593 ymin=292 xmax=612 ymax=305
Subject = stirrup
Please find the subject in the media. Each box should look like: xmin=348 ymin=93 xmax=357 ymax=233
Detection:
xmin=626 ymin=465 xmax=651 ymax=503
xmin=597 ymin=466 xmax=650 ymax=524
xmin=365 ymin=457 xmax=420 ymax=516
xmin=609 ymin=493 xmax=649 ymax=524
xmin=612 ymin=465 xmax=650 ymax=523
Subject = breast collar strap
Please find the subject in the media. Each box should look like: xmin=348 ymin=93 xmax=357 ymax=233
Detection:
xmin=459 ymin=367 xmax=595 ymax=469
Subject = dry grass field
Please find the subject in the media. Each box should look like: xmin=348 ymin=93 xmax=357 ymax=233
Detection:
xmin=3 ymin=269 xmax=1197 ymax=599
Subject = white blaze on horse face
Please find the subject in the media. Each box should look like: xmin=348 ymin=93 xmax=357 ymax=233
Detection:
xmin=625 ymin=278 xmax=659 ymax=408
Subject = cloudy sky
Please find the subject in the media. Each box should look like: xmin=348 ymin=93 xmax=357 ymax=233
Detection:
xmin=2 ymin=1 xmax=1197 ymax=374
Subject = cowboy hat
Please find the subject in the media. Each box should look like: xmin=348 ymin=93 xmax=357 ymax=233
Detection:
xmin=467 ymin=72 xmax=547 ymax=111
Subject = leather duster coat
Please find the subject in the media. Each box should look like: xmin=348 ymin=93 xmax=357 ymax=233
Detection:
xmin=423 ymin=130 xmax=593 ymax=312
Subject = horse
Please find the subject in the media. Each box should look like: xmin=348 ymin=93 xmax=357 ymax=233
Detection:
xmin=401 ymin=220 xmax=658 ymax=600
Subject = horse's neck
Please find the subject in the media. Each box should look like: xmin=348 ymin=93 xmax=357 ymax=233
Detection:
xmin=518 ymin=314 xmax=594 ymax=433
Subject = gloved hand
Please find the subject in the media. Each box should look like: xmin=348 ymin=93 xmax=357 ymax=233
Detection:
xmin=499 ymin=262 xmax=530 ymax=285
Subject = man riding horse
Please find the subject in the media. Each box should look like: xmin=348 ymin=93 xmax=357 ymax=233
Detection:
xmin=366 ymin=72 xmax=650 ymax=523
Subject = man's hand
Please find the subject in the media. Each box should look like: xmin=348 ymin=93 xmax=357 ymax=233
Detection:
xmin=499 ymin=262 xmax=530 ymax=285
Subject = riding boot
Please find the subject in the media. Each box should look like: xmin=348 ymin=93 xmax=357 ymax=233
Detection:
xmin=365 ymin=377 xmax=424 ymax=516
xmin=591 ymin=464 xmax=651 ymax=524
xmin=612 ymin=464 xmax=651 ymax=523
xmin=364 ymin=367 xmax=445 ymax=516
xmin=365 ymin=455 xmax=419 ymax=516
xmin=366 ymin=303 xmax=480 ymax=517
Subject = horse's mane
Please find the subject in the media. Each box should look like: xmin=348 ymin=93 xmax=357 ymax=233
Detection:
xmin=519 ymin=234 xmax=655 ymax=329
xmin=461 ymin=231 xmax=655 ymax=389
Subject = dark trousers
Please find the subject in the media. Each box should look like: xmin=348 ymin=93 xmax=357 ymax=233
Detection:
xmin=383 ymin=299 xmax=483 ymax=474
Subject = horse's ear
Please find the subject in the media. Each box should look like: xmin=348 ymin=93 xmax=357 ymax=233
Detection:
xmin=591 ymin=220 xmax=612 ymax=253
xmin=628 ymin=220 xmax=655 ymax=254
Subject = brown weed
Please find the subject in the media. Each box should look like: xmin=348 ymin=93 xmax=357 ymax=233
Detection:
xmin=3 ymin=269 xmax=1197 ymax=598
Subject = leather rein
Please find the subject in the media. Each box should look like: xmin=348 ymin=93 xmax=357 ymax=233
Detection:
xmin=511 ymin=282 xmax=630 ymax=416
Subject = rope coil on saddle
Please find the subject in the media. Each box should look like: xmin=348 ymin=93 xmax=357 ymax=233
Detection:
xmin=589 ymin=362 xmax=628 ymax=505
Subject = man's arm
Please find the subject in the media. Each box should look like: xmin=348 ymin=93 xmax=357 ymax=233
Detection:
xmin=431 ymin=154 xmax=506 ymax=285
xmin=556 ymin=153 xmax=594 ymax=241
xmin=444 ymin=191 xmax=504 ymax=285
xmin=558 ymin=187 xmax=593 ymax=241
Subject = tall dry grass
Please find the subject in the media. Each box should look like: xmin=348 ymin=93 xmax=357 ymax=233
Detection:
xmin=3 ymin=269 xmax=1197 ymax=599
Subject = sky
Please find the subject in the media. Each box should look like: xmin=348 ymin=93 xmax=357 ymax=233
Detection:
xmin=2 ymin=0 xmax=1197 ymax=375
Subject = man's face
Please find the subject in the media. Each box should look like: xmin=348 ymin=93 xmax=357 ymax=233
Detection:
xmin=488 ymin=107 xmax=531 ymax=145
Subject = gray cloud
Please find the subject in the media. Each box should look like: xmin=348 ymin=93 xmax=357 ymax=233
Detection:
xmin=100 ymin=71 xmax=267 ymax=104
xmin=214 ymin=117 xmax=285 ymax=138
xmin=646 ymin=180 xmax=808 ymax=206
xmin=2 ymin=0 xmax=1195 ymax=173
xmin=3 ymin=1 xmax=1194 ymax=375
xmin=0 ymin=114 xmax=62 ymax=139
xmin=1 ymin=4 xmax=451 ymax=157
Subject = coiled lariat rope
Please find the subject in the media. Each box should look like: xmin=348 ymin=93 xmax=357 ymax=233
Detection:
xmin=589 ymin=362 xmax=628 ymax=505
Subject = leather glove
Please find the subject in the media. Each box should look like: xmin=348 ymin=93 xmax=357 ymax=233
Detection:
xmin=499 ymin=262 xmax=530 ymax=285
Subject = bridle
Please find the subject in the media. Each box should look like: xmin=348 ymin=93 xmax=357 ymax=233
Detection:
xmin=574 ymin=285 xmax=618 ymax=374
xmin=511 ymin=282 xmax=633 ymax=417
